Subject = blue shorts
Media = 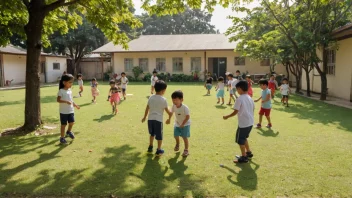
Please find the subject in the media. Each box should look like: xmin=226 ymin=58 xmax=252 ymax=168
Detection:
xmin=174 ymin=125 xmax=191 ymax=138
xmin=148 ymin=120 xmax=163 ymax=140
xmin=60 ymin=113 xmax=75 ymax=125
xmin=206 ymin=84 xmax=212 ymax=90
xmin=217 ymin=89 xmax=225 ymax=98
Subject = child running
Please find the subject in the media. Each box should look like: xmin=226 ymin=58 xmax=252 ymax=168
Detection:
xmin=57 ymin=74 xmax=80 ymax=144
xmin=204 ymin=74 xmax=213 ymax=95
xmin=216 ymin=76 xmax=225 ymax=105
xmin=231 ymin=74 xmax=240 ymax=99
xmin=255 ymin=79 xmax=273 ymax=128
xmin=168 ymin=90 xmax=191 ymax=157
xmin=91 ymin=78 xmax=99 ymax=103
xmin=120 ymin=72 xmax=129 ymax=100
xmin=268 ymin=75 xmax=278 ymax=99
xmin=108 ymin=80 xmax=120 ymax=115
xmin=227 ymin=74 xmax=234 ymax=105
xmin=142 ymin=80 xmax=172 ymax=156
xmin=246 ymin=75 xmax=254 ymax=97
xmin=151 ymin=71 xmax=158 ymax=95
xmin=77 ymin=74 xmax=83 ymax=97
xmin=223 ymin=81 xmax=255 ymax=163
xmin=280 ymin=78 xmax=291 ymax=107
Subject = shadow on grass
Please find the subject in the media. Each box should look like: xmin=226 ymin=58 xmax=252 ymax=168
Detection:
xmin=215 ymin=105 xmax=227 ymax=109
xmin=203 ymin=94 xmax=211 ymax=97
xmin=79 ymin=102 xmax=92 ymax=107
xmin=93 ymin=114 xmax=114 ymax=122
xmin=274 ymin=94 xmax=352 ymax=132
xmin=0 ymin=95 xmax=58 ymax=106
xmin=256 ymin=128 xmax=279 ymax=137
xmin=223 ymin=161 xmax=260 ymax=191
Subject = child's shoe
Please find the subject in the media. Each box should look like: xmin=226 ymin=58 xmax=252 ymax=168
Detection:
xmin=256 ymin=123 xmax=262 ymax=128
xmin=60 ymin=137 xmax=67 ymax=144
xmin=155 ymin=149 xmax=164 ymax=156
xmin=233 ymin=156 xmax=248 ymax=163
xmin=246 ymin=151 xmax=254 ymax=159
xmin=174 ymin=144 xmax=180 ymax=152
xmin=147 ymin=146 xmax=153 ymax=153
xmin=182 ymin=149 xmax=189 ymax=157
xmin=66 ymin=131 xmax=75 ymax=139
xmin=266 ymin=124 xmax=272 ymax=128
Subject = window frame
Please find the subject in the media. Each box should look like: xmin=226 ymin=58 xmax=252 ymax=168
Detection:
xmin=260 ymin=59 xmax=270 ymax=66
xmin=139 ymin=58 xmax=149 ymax=72
xmin=190 ymin=57 xmax=201 ymax=72
xmin=156 ymin=58 xmax=166 ymax=72
xmin=124 ymin=58 xmax=133 ymax=72
xmin=234 ymin=57 xmax=246 ymax=66
xmin=172 ymin=57 xmax=183 ymax=72
xmin=53 ymin=63 xmax=60 ymax=70
xmin=327 ymin=50 xmax=336 ymax=75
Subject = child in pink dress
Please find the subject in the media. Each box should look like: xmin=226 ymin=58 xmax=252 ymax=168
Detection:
xmin=246 ymin=75 xmax=254 ymax=97
xmin=91 ymin=78 xmax=99 ymax=103
xmin=108 ymin=80 xmax=120 ymax=115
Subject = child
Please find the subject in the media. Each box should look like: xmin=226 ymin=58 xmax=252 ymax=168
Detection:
xmin=77 ymin=74 xmax=83 ymax=97
xmin=268 ymin=75 xmax=278 ymax=99
xmin=91 ymin=78 xmax=99 ymax=103
xmin=204 ymin=74 xmax=213 ymax=95
xmin=168 ymin=90 xmax=191 ymax=157
xmin=120 ymin=72 xmax=129 ymax=100
xmin=216 ymin=76 xmax=225 ymax=105
xmin=231 ymin=74 xmax=239 ymax=99
xmin=280 ymin=78 xmax=291 ymax=107
xmin=246 ymin=75 xmax=254 ymax=98
xmin=57 ymin=74 xmax=80 ymax=144
xmin=235 ymin=70 xmax=243 ymax=80
xmin=108 ymin=80 xmax=120 ymax=115
xmin=227 ymin=74 xmax=234 ymax=105
xmin=255 ymin=79 xmax=272 ymax=128
xmin=142 ymin=80 xmax=172 ymax=156
xmin=223 ymin=81 xmax=255 ymax=163
xmin=151 ymin=71 xmax=158 ymax=94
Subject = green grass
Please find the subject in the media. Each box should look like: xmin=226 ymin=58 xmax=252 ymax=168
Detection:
xmin=1 ymin=82 xmax=352 ymax=197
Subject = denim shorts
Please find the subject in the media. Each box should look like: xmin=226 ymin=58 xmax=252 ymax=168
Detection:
xmin=60 ymin=113 xmax=75 ymax=125
xmin=174 ymin=125 xmax=191 ymax=138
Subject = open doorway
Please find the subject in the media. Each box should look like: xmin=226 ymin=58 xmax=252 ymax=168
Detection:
xmin=208 ymin=57 xmax=227 ymax=80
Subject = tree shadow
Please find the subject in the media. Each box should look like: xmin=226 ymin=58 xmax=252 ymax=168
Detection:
xmin=203 ymin=94 xmax=211 ymax=96
xmin=42 ymin=116 xmax=59 ymax=124
xmin=215 ymin=105 xmax=227 ymax=109
xmin=256 ymin=128 xmax=279 ymax=137
xmin=223 ymin=161 xmax=260 ymax=191
xmin=78 ymin=102 xmax=92 ymax=107
xmin=0 ymin=95 xmax=59 ymax=106
xmin=93 ymin=114 xmax=114 ymax=122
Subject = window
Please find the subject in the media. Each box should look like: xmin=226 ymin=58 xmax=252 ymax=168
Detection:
xmin=260 ymin=59 xmax=270 ymax=66
xmin=156 ymin=58 xmax=166 ymax=72
xmin=124 ymin=58 xmax=133 ymax=72
xmin=235 ymin=57 xmax=245 ymax=66
xmin=191 ymin=57 xmax=201 ymax=72
xmin=172 ymin=57 xmax=183 ymax=72
xmin=327 ymin=50 xmax=336 ymax=75
xmin=53 ymin=63 xmax=60 ymax=70
xmin=40 ymin=61 xmax=45 ymax=74
xmin=139 ymin=58 xmax=149 ymax=72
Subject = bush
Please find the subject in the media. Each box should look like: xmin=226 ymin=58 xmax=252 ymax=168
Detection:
xmin=132 ymin=66 xmax=143 ymax=80
xmin=169 ymin=74 xmax=196 ymax=82
xmin=143 ymin=73 xmax=152 ymax=82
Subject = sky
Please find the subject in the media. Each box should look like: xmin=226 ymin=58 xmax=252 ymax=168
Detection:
xmin=132 ymin=0 xmax=261 ymax=33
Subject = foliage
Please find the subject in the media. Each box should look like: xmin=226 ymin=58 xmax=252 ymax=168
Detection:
xmin=132 ymin=66 xmax=144 ymax=80
xmin=143 ymin=73 xmax=152 ymax=82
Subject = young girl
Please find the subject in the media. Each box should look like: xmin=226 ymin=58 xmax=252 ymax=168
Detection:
xmin=268 ymin=75 xmax=278 ymax=99
xmin=91 ymin=78 xmax=99 ymax=103
xmin=280 ymin=78 xmax=291 ymax=107
xmin=216 ymin=76 xmax=225 ymax=105
xmin=246 ymin=75 xmax=254 ymax=97
xmin=204 ymin=74 xmax=213 ymax=95
xmin=77 ymin=74 xmax=83 ymax=97
xmin=226 ymin=73 xmax=234 ymax=105
xmin=57 ymin=74 xmax=80 ymax=144
xmin=108 ymin=80 xmax=120 ymax=115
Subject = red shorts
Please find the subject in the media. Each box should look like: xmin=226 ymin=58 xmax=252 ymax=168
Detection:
xmin=259 ymin=107 xmax=271 ymax=116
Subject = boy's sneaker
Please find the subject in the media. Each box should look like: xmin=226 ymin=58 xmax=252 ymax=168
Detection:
xmin=66 ymin=131 xmax=75 ymax=139
xmin=233 ymin=156 xmax=248 ymax=163
xmin=256 ymin=124 xmax=262 ymax=128
xmin=147 ymin=146 xmax=153 ymax=153
xmin=60 ymin=137 xmax=67 ymax=144
xmin=246 ymin=151 xmax=254 ymax=159
xmin=155 ymin=149 xmax=164 ymax=156
xmin=266 ymin=124 xmax=272 ymax=128
xmin=182 ymin=149 xmax=189 ymax=157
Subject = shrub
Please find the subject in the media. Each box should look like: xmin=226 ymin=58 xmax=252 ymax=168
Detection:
xmin=132 ymin=66 xmax=143 ymax=80
xmin=143 ymin=73 xmax=152 ymax=82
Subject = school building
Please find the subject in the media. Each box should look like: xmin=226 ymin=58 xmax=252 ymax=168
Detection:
xmin=93 ymin=34 xmax=287 ymax=80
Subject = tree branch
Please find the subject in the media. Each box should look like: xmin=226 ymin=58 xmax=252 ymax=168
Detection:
xmin=45 ymin=0 xmax=80 ymax=12
xmin=22 ymin=0 xmax=29 ymax=8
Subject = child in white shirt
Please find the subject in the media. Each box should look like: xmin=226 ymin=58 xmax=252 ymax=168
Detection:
xmin=151 ymin=71 xmax=158 ymax=95
xmin=216 ymin=76 xmax=225 ymax=105
xmin=120 ymin=72 xmax=129 ymax=100
xmin=280 ymin=78 xmax=291 ymax=107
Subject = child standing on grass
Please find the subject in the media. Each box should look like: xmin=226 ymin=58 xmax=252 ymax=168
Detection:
xmin=231 ymin=74 xmax=240 ymax=99
xmin=223 ymin=81 xmax=255 ymax=163
xmin=227 ymin=74 xmax=234 ymax=105
xmin=168 ymin=90 xmax=191 ymax=157
xmin=77 ymin=74 xmax=83 ymax=97
xmin=268 ymin=75 xmax=278 ymax=99
xmin=57 ymin=74 xmax=80 ymax=144
xmin=216 ymin=76 xmax=225 ymax=105
xmin=151 ymin=71 xmax=158 ymax=95
xmin=108 ymin=80 xmax=120 ymax=115
xmin=246 ymin=75 xmax=254 ymax=98
xmin=204 ymin=74 xmax=213 ymax=95
xmin=91 ymin=78 xmax=99 ymax=103
xmin=255 ymin=79 xmax=273 ymax=128
xmin=280 ymin=78 xmax=291 ymax=107
xmin=142 ymin=80 xmax=172 ymax=156
xmin=120 ymin=72 xmax=129 ymax=100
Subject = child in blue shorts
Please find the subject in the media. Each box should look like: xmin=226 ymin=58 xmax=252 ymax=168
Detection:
xmin=168 ymin=90 xmax=191 ymax=157
xmin=204 ymin=74 xmax=213 ymax=95
xmin=216 ymin=76 xmax=225 ymax=105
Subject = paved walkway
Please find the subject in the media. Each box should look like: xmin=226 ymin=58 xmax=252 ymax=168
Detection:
xmin=0 ymin=83 xmax=58 ymax=91
xmin=297 ymin=91 xmax=352 ymax=110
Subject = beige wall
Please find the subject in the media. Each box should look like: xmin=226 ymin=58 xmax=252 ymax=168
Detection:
xmin=80 ymin=61 xmax=111 ymax=80
xmin=301 ymin=38 xmax=352 ymax=101
xmin=3 ymin=54 xmax=26 ymax=84
xmin=113 ymin=50 xmax=287 ymax=77
xmin=45 ymin=57 xmax=67 ymax=83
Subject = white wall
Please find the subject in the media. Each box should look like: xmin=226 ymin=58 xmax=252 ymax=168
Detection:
xmin=80 ymin=61 xmax=110 ymax=80
xmin=45 ymin=57 xmax=67 ymax=83
xmin=3 ymin=54 xmax=26 ymax=85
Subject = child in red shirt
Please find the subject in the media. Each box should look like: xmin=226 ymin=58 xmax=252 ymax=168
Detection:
xmin=268 ymin=75 xmax=278 ymax=99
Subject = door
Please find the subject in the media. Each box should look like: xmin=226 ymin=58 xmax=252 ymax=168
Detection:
xmin=212 ymin=57 xmax=227 ymax=79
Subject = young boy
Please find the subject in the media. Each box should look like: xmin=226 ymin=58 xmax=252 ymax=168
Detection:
xmin=255 ymin=79 xmax=272 ymax=128
xmin=231 ymin=74 xmax=240 ymax=99
xmin=120 ymin=72 xmax=129 ymax=100
xmin=77 ymin=74 xmax=83 ymax=97
xmin=227 ymin=74 xmax=235 ymax=105
xmin=142 ymin=80 xmax=172 ymax=156
xmin=280 ymin=78 xmax=291 ymax=107
xmin=168 ymin=90 xmax=191 ymax=157
xmin=268 ymin=75 xmax=278 ymax=99
xmin=223 ymin=81 xmax=255 ymax=163
xmin=235 ymin=70 xmax=243 ymax=80
xmin=151 ymin=71 xmax=159 ymax=95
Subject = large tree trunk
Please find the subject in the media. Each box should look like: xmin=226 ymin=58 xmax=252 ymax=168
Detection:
xmin=319 ymin=48 xmax=329 ymax=100
xmin=304 ymin=68 xmax=311 ymax=97
xmin=22 ymin=2 xmax=46 ymax=131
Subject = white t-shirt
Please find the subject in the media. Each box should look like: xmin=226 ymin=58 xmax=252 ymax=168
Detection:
xmin=147 ymin=95 xmax=168 ymax=122
xmin=171 ymin=104 xmax=191 ymax=127
xmin=121 ymin=77 xmax=128 ymax=89
xmin=78 ymin=79 xmax=83 ymax=86
xmin=57 ymin=88 xmax=74 ymax=114
xmin=227 ymin=79 xmax=232 ymax=90
xmin=281 ymin=84 xmax=290 ymax=95
xmin=217 ymin=82 xmax=225 ymax=90
xmin=233 ymin=94 xmax=255 ymax=128
xmin=231 ymin=79 xmax=239 ymax=89
xmin=151 ymin=76 xmax=158 ymax=86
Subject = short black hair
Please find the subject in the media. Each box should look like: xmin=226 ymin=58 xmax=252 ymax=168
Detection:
xmin=121 ymin=72 xmax=126 ymax=75
xmin=153 ymin=71 xmax=158 ymax=74
xmin=154 ymin=80 xmax=167 ymax=92
xmin=246 ymin=75 xmax=251 ymax=79
xmin=282 ymin=78 xmax=288 ymax=81
xmin=171 ymin=90 xmax=183 ymax=99
xmin=77 ymin=73 xmax=82 ymax=78
xmin=270 ymin=74 xmax=275 ymax=77
xmin=235 ymin=80 xmax=249 ymax=92
xmin=92 ymin=78 xmax=97 ymax=81
xmin=228 ymin=74 xmax=234 ymax=78
xmin=236 ymin=70 xmax=240 ymax=73
xmin=259 ymin=79 xmax=269 ymax=86
xmin=218 ymin=76 xmax=224 ymax=82
xmin=109 ymin=80 xmax=115 ymax=85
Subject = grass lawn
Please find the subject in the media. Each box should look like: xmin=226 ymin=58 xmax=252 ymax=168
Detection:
xmin=1 ymin=82 xmax=352 ymax=197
